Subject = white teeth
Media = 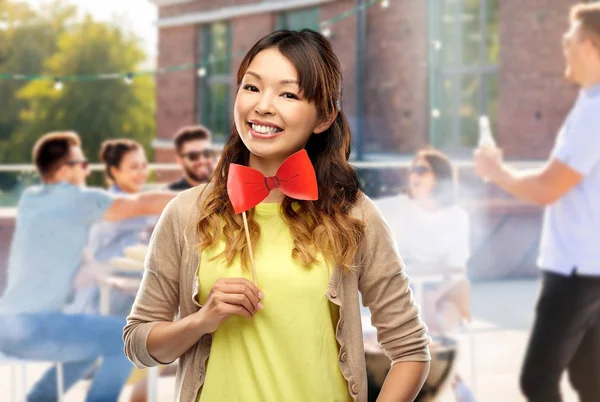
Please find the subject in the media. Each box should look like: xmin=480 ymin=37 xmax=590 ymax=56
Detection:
xmin=251 ymin=123 xmax=280 ymax=134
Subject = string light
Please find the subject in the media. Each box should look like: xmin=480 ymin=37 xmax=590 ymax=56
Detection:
xmin=321 ymin=24 xmax=332 ymax=38
xmin=432 ymin=40 xmax=442 ymax=51
xmin=431 ymin=109 xmax=441 ymax=119
xmin=381 ymin=0 xmax=390 ymax=8
xmin=124 ymin=72 xmax=134 ymax=85
xmin=53 ymin=78 xmax=63 ymax=91
xmin=197 ymin=67 xmax=207 ymax=77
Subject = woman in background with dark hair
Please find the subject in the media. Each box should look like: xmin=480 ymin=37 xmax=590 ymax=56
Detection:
xmin=68 ymin=139 xmax=172 ymax=402
xmin=68 ymin=139 xmax=153 ymax=315
xmin=376 ymin=148 xmax=476 ymax=402
xmin=91 ymin=138 xmax=153 ymax=276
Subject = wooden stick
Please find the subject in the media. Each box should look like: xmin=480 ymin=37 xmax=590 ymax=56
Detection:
xmin=242 ymin=211 xmax=257 ymax=285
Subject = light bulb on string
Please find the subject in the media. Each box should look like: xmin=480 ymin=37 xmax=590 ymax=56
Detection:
xmin=381 ymin=0 xmax=390 ymax=8
xmin=197 ymin=67 xmax=207 ymax=78
xmin=54 ymin=78 xmax=63 ymax=91
xmin=321 ymin=26 xmax=332 ymax=38
xmin=124 ymin=72 xmax=134 ymax=85
xmin=431 ymin=109 xmax=441 ymax=119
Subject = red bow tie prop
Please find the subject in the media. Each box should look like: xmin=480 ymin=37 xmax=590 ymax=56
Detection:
xmin=227 ymin=149 xmax=318 ymax=214
xmin=226 ymin=149 xmax=318 ymax=285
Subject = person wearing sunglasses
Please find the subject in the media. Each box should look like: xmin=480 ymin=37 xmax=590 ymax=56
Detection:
xmin=67 ymin=138 xmax=153 ymax=317
xmin=0 ymin=131 xmax=176 ymax=401
xmin=168 ymin=125 xmax=217 ymax=191
xmin=376 ymin=148 xmax=475 ymax=402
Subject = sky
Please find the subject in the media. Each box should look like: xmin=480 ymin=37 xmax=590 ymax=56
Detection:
xmin=26 ymin=0 xmax=158 ymax=61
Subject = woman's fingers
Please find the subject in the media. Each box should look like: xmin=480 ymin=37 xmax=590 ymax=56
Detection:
xmin=218 ymin=292 xmax=257 ymax=316
xmin=220 ymin=284 xmax=262 ymax=312
xmin=222 ymin=278 xmax=263 ymax=300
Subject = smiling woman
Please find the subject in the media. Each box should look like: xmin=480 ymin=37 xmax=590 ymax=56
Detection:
xmin=234 ymin=47 xmax=335 ymax=173
xmin=124 ymin=29 xmax=430 ymax=402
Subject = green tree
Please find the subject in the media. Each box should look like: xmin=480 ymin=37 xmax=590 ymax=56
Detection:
xmin=5 ymin=13 xmax=154 ymax=164
xmin=0 ymin=0 xmax=76 ymax=143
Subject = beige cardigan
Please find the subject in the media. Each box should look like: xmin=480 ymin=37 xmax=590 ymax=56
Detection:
xmin=123 ymin=185 xmax=430 ymax=402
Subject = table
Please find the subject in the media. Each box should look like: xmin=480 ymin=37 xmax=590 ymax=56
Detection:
xmin=97 ymin=274 xmax=159 ymax=402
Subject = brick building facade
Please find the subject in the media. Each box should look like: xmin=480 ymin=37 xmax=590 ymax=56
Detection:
xmin=150 ymin=0 xmax=580 ymax=163
xmin=141 ymin=0 xmax=587 ymax=280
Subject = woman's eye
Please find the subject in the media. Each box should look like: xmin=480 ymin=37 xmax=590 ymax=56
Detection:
xmin=281 ymin=92 xmax=299 ymax=100
xmin=243 ymin=84 xmax=258 ymax=92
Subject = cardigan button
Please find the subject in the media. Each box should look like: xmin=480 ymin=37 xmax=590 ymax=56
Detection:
xmin=351 ymin=383 xmax=359 ymax=394
xmin=329 ymin=288 xmax=338 ymax=298
xmin=340 ymin=351 xmax=348 ymax=363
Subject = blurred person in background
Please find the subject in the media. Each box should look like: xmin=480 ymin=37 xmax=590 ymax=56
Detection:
xmin=168 ymin=125 xmax=217 ymax=191
xmin=474 ymin=3 xmax=600 ymax=401
xmin=67 ymin=138 xmax=175 ymax=402
xmin=376 ymin=148 xmax=475 ymax=402
xmin=67 ymin=138 xmax=154 ymax=315
xmin=0 ymin=131 xmax=175 ymax=401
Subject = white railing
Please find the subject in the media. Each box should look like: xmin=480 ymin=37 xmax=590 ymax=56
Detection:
xmin=0 ymin=160 xmax=545 ymax=172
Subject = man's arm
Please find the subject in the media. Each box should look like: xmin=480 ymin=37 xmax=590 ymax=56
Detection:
xmin=475 ymin=149 xmax=583 ymax=206
xmin=491 ymin=159 xmax=583 ymax=206
xmin=102 ymin=191 xmax=176 ymax=222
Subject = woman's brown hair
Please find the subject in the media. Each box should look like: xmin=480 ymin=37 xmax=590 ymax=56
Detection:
xmin=99 ymin=139 xmax=141 ymax=186
xmin=196 ymin=29 xmax=365 ymax=271
xmin=409 ymin=148 xmax=458 ymax=208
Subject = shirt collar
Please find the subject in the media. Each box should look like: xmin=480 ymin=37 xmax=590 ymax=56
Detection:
xmin=582 ymin=82 xmax=600 ymax=98
xmin=110 ymin=184 xmax=125 ymax=194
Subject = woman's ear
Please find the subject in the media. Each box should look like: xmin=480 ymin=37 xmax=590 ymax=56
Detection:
xmin=313 ymin=111 xmax=338 ymax=135
xmin=108 ymin=165 xmax=118 ymax=181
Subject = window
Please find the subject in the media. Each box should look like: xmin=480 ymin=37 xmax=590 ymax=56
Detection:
xmin=197 ymin=21 xmax=232 ymax=141
xmin=428 ymin=0 xmax=499 ymax=154
xmin=276 ymin=7 xmax=319 ymax=31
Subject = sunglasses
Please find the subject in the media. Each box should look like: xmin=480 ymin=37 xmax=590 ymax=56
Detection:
xmin=65 ymin=159 xmax=89 ymax=169
xmin=409 ymin=165 xmax=432 ymax=176
xmin=180 ymin=149 xmax=216 ymax=162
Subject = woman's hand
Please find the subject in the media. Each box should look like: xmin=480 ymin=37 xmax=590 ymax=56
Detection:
xmin=195 ymin=278 xmax=264 ymax=334
xmin=144 ymin=278 xmax=264 ymax=364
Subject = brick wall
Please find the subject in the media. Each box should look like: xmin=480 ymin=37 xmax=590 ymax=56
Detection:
xmin=154 ymin=0 xmax=582 ymax=160
xmin=156 ymin=25 xmax=198 ymax=159
xmin=159 ymin=0 xmax=255 ymax=19
xmin=364 ymin=0 xmax=428 ymax=153
xmin=497 ymin=0 xmax=579 ymax=159
xmin=154 ymin=0 xmax=430 ymax=158
xmin=321 ymin=0 xmax=358 ymax=123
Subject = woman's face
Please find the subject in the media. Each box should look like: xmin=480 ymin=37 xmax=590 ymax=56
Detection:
xmin=408 ymin=156 xmax=437 ymax=200
xmin=110 ymin=148 xmax=148 ymax=193
xmin=234 ymin=48 xmax=332 ymax=171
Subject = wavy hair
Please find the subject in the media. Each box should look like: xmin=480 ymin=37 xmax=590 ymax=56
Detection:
xmin=195 ymin=30 xmax=365 ymax=272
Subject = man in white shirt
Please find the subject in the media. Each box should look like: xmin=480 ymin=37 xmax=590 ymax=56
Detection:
xmin=474 ymin=4 xmax=600 ymax=401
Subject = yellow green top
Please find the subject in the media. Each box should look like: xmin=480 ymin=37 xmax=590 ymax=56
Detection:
xmin=196 ymin=202 xmax=350 ymax=402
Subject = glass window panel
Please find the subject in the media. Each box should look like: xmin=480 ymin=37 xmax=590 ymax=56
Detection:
xmin=198 ymin=21 xmax=231 ymax=142
xmin=429 ymin=0 xmax=499 ymax=150
xmin=276 ymin=7 xmax=319 ymax=31
xmin=462 ymin=0 xmax=481 ymax=65
xmin=486 ymin=0 xmax=499 ymax=63
xmin=459 ymin=73 xmax=481 ymax=147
